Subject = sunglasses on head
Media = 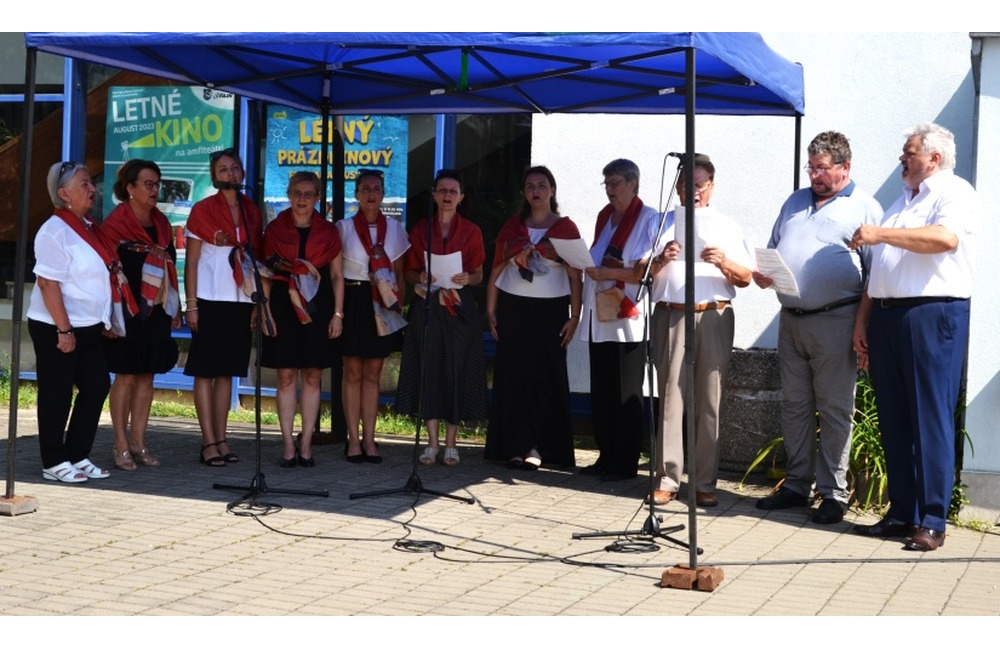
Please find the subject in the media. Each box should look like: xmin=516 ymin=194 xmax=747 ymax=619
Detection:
xmin=57 ymin=161 xmax=81 ymax=181
xmin=209 ymin=147 xmax=238 ymax=162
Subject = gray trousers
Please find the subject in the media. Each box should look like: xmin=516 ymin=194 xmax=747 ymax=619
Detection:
xmin=652 ymin=303 xmax=734 ymax=493
xmin=777 ymin=307 xmax=857 ymax=504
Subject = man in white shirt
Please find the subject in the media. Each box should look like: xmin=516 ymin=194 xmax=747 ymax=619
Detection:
xmin=850 ymin=123 xmax=981 ymax=552
xmin=646 ymin=155 xmax=752 ymax=507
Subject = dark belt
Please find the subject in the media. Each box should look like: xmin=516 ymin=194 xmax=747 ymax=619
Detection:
xmin=874 ymin=296 xmax=967 ymax=309
xmin=659 ymin=300 xmax=731 ymax=312
xmin=782 ymin=295 xmax=861 ymax=316
xmin=344 ymin=279 xmax=369 ymax=287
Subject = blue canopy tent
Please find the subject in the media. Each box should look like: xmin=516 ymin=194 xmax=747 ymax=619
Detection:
xmin=10 ymin=32 xmax=804 ymax=565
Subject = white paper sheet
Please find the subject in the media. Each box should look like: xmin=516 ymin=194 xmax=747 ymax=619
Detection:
xmin=754 ymin=247 xmax=800 ymax=298
xmin=426 ymin=252 xmax=464 ymax=289
xmin=549 ymin=237 xmax=595 ymax=271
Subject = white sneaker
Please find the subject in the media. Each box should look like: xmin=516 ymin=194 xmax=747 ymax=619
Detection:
xmin=42 ymin=461 xmax=88 ymax=483
xmin=72 ymin=458 xmax=110 ymax=479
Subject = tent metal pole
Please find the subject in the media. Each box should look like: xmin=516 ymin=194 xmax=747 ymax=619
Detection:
xmin=5 ymin=47 xmax=38 ymax=499
xmin=683 ymin=45 xmax=699 ymax=570
xmin=794 ymin=113 xmax=802 ymax=190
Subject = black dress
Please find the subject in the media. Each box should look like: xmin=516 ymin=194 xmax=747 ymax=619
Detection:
xmin=395 ymin=287 xmax=489 ymax=423
xmin=261 ymin=226 xmax=336 ymax=369
xmin=103 ymin=227 xmax=179 ymax=375
xmin=483 ymin=289 xmax=575 ymax=468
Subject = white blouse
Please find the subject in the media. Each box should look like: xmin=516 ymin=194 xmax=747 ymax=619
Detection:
xmin=336 ymin=216 xmax=410 ymax=281
xmin=28 ymin=216 xmax=112 ymax=329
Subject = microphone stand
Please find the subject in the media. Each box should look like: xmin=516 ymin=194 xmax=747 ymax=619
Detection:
xmin=573 ymin=155 xmax=698 ymax=553
xmin=350 ymin=201 xmax=473 ymax=504
xmin=213 ymin=182 xmax=329 ymax=504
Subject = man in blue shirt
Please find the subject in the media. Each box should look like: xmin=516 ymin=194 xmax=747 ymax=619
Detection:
xmin=754 ymin=131 xmax=882 ymax=524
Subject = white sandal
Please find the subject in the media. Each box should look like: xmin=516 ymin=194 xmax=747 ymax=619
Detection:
xmin=72 ymin=458 xmax=110 ymax=479
xmin=42 ymin=461 xmax=88 ymax=483
xmin=443 ymin=447 xmax=460 ymax=467
xmin=419 ymin=446 xmax=439 ymax=466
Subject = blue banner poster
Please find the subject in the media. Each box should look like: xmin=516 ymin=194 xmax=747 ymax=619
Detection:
xmin=103 ymin=86 xmax=236 ymax=296
xmin=264 ymin=108 xmax=407 ymax=223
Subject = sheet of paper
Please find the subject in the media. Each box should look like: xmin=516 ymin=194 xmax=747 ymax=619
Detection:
xmin=672 ymin=205 xmax=733 ymax=263
xmin=426 ymin=252 xmax=463 ymax=289
xmin=549 ymin=237 xmax=596 ymax=271
xmin=754 ymin=247 xmax=800 ymax=298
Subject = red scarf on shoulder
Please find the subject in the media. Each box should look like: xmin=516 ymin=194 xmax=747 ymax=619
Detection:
xmin=55 ymin=208 xmax=137 ymax=335
xmin=405 ymin=213 xmax=485 ymax=316
xmin=593 ymin=196 xmax=643 ymax=319
xmin=493 ymin=214 xmax=580 ymax=269
xmin=265 ymin=209 xmax=342 ymax=324
xmin=187 ymin=191 xmax=263 ymax=295
xmin=99 ymin=202 xmax=179 ymax=320
xmin=352 ymin=211 xmax=401 ymax=311
xmin=406 ymin=213 xmax=485 ymax=273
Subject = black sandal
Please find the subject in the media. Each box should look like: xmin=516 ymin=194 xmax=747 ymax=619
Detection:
xmin=199 ymin=443 xmax=225 ymax=467
xmin=218 ymin=438 xmax=239 ymax=464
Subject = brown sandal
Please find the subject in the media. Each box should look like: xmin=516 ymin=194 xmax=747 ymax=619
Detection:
xmin=113 ymin=448 xmax=137 ymax=472
xmin=130 ymin=447 xmax=160 ymax=467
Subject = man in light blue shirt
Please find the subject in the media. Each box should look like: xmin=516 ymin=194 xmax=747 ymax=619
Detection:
xmin=754 ymin=131 xmax=882 ymax=525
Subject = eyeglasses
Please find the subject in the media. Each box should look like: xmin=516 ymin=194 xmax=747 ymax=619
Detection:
xmin=139 ymin=180 xmax=161 ymax=191
xmin=289 ymin=190 xmax=318 ymax=200
xmin=804 ymin=164 xmax=842 ymax=176
xmin=602 ymin=178 xmax=626 ymax=190
xmin=210 ymin=147 xmax=238 ymax=162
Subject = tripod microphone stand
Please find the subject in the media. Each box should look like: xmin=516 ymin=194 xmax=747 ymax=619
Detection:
xmin=350 ymin=196 xmax=473 ymax=504
xmin=211 ymin=180 xmax=329 ymax=504
xmin=573 ymin=155 xmax=698 ymax=553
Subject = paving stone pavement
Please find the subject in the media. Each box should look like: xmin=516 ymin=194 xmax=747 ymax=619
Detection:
xmin=2 ymin=412 xmax=999 ymax=617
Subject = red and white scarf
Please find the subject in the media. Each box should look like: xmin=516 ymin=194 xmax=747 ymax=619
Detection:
xmin=99 ymin=202 xmax=179 ymax=321
xmin=55 ymin=207 xmax=137 ymax=336
xmin=406 ymin=213 xmax=485 ymax=316
xmin=186 ymin=191 xmax=265 ymax=297
xmin=264 ymin=209 xmax=342 ymax=324
xmin=593 ymin=196 xmax=644 ymax=319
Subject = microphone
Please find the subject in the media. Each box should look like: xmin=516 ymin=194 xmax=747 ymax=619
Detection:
xmin=213 ymin=180 xmax=245 ymax=191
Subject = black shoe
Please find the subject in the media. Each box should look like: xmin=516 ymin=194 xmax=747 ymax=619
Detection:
xmin=853 ymin=517 xmax=919 ymax=538
xmin=279 ymin=454 xmax=298 ymax=468
xmin=579 ymin=463 xmax=604 ymax=476
xmin=811 ymin=499 xmax=845 ymax=524
xmin=297 ymin=455 xmax=315 ymax=468
xmin=756 ymin=487 xmax=809 ymax=510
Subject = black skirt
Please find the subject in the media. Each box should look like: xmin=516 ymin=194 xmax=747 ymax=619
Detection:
xmin=261 ymin=273 xmax=336 ymax=369
xmin=340 ymin=281 xmax=403 ymax=359
xmin=484 ymin=290 xmax=575 ymax=467
xmin=183 ymin=300 xmax=254 ymax=378
xmin=395 ymin=288 xmax=488 ymax=423
xmin=104 ymin=306 xmax=179 ymax=375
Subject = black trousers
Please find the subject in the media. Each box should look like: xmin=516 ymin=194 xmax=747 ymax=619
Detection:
xmin=588 ymin=339 xmax=645 ymax=476
xmin=28 ymin=320 xmax=110 ymax=468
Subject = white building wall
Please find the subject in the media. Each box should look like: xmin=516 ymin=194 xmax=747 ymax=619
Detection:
xmin=533 ymin=33 xmax=1000 ymax=508
xmin=964 ymin=35 xmax=1000 ymax=515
